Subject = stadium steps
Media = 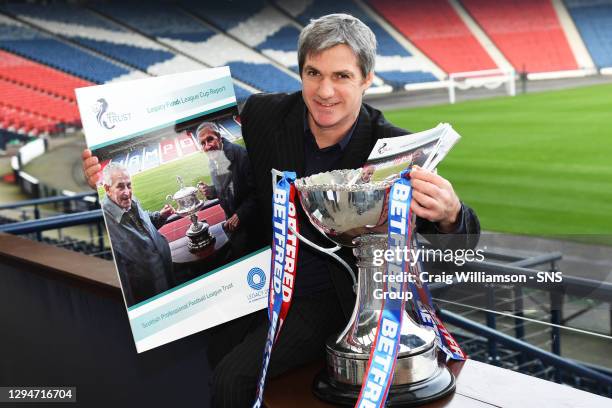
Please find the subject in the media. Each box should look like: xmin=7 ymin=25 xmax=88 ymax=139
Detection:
xmin=460 ymin=0 xmax=579 ymax=73
xmin=550 ymin=0 xmax=595 ymax=70
xmin=564 ymin=0 xmax=612 ymax=69
xmin=367 ymin=0 xmax=499 ymax=74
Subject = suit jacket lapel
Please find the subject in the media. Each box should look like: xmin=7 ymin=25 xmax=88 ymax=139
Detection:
xmin=337 ymin=104 xmax=373 ymax=170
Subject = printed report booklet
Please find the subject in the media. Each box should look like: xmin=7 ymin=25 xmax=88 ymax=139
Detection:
xmin=76 ymin=67 xmax=269 ymax=353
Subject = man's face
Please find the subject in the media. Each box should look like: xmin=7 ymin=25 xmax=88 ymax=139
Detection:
xmin=301 ymin=44 xmax=374 ymax=134
xmin=198 ymin=129 xmax=222 ymax=152
xmin=104 ymin=170 xmax=132 ymax=210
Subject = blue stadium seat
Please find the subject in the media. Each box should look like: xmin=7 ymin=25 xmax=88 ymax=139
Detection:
xmin=90 ymin=2 xmax=255 ymax=99
xmin=0 ymin=16 xmax=130 ymax=83
xmin=179 ymin=0 xmax=267 ymax=31
xmin=565 ymin=0 xmax=612 ymax=68
xmin=177 ymin=1 xmax=302 ymax=93
xmin=3 ymin=3 xmax=177 ymax=74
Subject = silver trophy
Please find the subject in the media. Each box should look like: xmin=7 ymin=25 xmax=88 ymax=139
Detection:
xmin=166 ymin=176 xmax=214 ymax=252
xmin=288 ymin=169 xmax=455 ymax=406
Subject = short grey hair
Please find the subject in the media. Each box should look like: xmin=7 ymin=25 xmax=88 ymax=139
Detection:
xmin=298 ymin=13 xmax=377 ymax=78
xmin=195 ymin=121 xmax=221 ymax=138
xmin=102 ymin=162 xmax=129 ymax=186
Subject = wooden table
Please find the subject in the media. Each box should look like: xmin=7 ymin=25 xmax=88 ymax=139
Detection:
xmin=264 ymin=359 xmax=611 ymax=408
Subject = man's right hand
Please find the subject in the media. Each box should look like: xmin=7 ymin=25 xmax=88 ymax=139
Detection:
xmin=197 ymin=182 xmax=216 ymax=200
xmin=82 ymin=149 xmax=101 ymax=189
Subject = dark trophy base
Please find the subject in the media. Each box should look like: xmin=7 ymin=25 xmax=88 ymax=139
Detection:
xmin=186 ymin=222 xmax=215 ymax=253
xmin=312 ymin=364 xmax=455 ymax=407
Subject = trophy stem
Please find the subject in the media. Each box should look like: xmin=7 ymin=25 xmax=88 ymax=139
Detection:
xmin=313 ymin=234 xmax=455 ymax=406
xmin=288 ymin=224 xmax=356 ymax=287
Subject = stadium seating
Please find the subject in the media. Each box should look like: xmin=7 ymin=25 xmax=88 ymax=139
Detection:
xmin=0 ymin=14 xmax=135 ymax=83
xmin=0 ymin=105 xmax=59 ymax=135
xmin=88 ymin=2 xmax=253 ymax=99
xmin=182 ymin=0 xmax=302 ymax=73
xmin=0 ymin=78 xmax=80 ymax=126
xmin=0 ymin=50 xmax=93 ymax=101
xmin=565 ymin=0 xmax=612 ymax=68
xmin=256 ymin=26 xmax=302 ymax=73
xmin=277 ymin=0 xmax=439 ymax=87
xmin=93 ymin=2 xmax=298 ymax=95
xmin=2 ymin=3 xmax=206 ymax=76
xmin=178 ymin=1 xmax=302 ymax=93
xmin=461 ymin=0 xmax=578 ymax=72
xmin=368 ymin=0 xmax=498 ymax=73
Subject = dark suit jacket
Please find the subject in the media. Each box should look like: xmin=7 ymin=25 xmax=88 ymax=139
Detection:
xmin=241 ymin=91 xmax=480 ymax=318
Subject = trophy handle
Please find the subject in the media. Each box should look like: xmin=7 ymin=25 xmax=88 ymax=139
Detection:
xmin=272 ymin=169 xmax=356 ymax=290
xmin=287 ymin=224 xmax=356 ymax=288
xmin=165 ymin=194 xmax=174 ymax=205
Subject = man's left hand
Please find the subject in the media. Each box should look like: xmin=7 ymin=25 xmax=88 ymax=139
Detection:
xmin=410 ymin=166 xmax=461 ymax=233
xmin=160 ymin=204 xmax=176 ymax=219
xmin=226 ymin=214 xmax=240 ymax=232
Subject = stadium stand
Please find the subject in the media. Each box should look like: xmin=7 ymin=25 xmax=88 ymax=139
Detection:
xmin=0 ymin=78 xmax=80 ymax=125
xmin=461 ymin=0 xmax=578 ymax=73
xmin=564 ymin=0 xmax=612 ymax=69
xmin=368 ymin=0 xmax=498 ymax=73
xmin=92 ymin=2 xmax=298 ymax=95
xmin=2 ymin=2 xmax=204 ymax=77
xmin=178 ymin=1 xmax=302 ymax=93
xmin=276 ymin=0 xmax=439 ymax=87
xmin=0 ymin=104 xmax=59 ymax=136
xmin=256 ymin=25 xmax=302 ymax=72
xmin=0 ymin=49 xmax=92 ymax=101
xmin=0 ymin=13 xmax=136 ymax=83
xmin=182 ymin=0 xmax=302 ymax=73
xmin=86 ymin=2 xmax=252 ymax=100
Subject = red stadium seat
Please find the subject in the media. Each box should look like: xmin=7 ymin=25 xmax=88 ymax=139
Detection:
xmin=0 ymin=50 xmax=93 ymax=101
xmin=461 ymin=0 xmax=577 ymax=72
xmin=0 ymin=78 xmax=80 ymax=124
xmin=369 ymin=0 xmax=498 ymax=73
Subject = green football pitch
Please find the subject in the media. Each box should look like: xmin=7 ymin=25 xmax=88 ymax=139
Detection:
xmin=97 ymin=152 xmax=212 ymax=212
xmin=97 ymin=140 xmax=246 ymax=210
xmin=384 ymin=83 xmax=612 ymax=242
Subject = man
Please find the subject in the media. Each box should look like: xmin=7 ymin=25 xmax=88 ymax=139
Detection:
xmin=101 ymin=162 xmax=175 ymax=308
xmin=83 ymin=14 xmax=479 ymax=406
xmin=195 ymin=122 xmax=257 ymax=258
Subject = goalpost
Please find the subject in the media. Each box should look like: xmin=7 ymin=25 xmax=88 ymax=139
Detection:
xmin=448 ymin=69 xmax=516 ymax=104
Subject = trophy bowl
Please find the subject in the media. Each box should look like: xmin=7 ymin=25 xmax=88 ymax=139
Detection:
xmin=293 ymin=169 xmax=455 ymax=406
xmin=166 ymin=176 xmax=214 ymax=252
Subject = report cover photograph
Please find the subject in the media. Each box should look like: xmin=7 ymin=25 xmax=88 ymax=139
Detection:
xmin=75 ymin=67 xmax=269 ymax=353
